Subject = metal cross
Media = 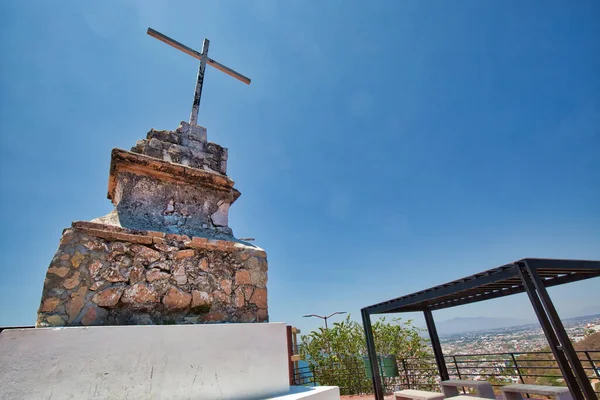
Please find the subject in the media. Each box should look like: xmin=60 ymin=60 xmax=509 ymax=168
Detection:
xmin=147 ymin=27 xmax=251 ymax=126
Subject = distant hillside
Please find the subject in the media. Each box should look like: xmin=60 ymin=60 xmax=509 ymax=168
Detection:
xmin=436 ymin=316 xmax=530 ymax=336
xmin=516 ymin=331 xmax=600 ymax=388
xmin=575 ymin=332 xmax=600 ymax=351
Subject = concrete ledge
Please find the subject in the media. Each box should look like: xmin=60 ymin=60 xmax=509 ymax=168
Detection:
xmin=108 ymin=148 xmax=240 ymax=203
xmin=71 ymin=220 xmax=265 ymax=255
xmin=0 ymin=323 xmax=289 ymax=400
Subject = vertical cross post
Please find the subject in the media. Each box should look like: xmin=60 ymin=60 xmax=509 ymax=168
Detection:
xmin=190 ymin=39 xmax=209 ymax=126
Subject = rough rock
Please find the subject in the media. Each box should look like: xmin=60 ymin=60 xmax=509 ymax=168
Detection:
xmin=40 ymin=297 xmax=60 ymax=312
xmin=146 ymin=268 xmax=170 ymax=282
xmin=257 ymin=308 xmax=268 ymax=322
xmin=81 ymin=305 xmax=108 ymax=326
xmin=199 ymin=258 xmax=209 ymax=271
xmin=110 ymin=242 xmax=128 ymax=254
xmin=92 ymin=287 xmax=124 ymax=307
xmin=46 ymin=314 xmax=66 ymax=326
xmin=48 ymin=266 xmax=69 ymax=278
xmin=133 ymin=245 xmax=161 ymax=264
xmin=191 ymin=290 xmax=211 ymax=308
xmin=63 ymin=271 xmax=81 ymax=290
xmin=172 ymin=263 xmax=187 ymax=285
xmin=235 ymin=270 xmax=251 ymax=285
xmin=250 ymin=288 xmax=267 ymax=309
xmin=90 ymin=281 xmax=106 ymax=291
xmin=102 ymin=267 xmax=128 ymax=283
xmin=150 ymin=261 xmax=171 ymax=271
xmin=66 ymin=286 xmax=88 ymax=322
xmin=83 ymin=239 xmax=108 ymax=252
xmin=121 ymin=283 xmax=159 ymax=304
xmin=89 ymin=259 xmax=104 ymax=278
xmin=129 ymin=264 xmax=146 ymax=283
xmin=175 ymin=249 xmax=195 ymax=259
xmin=220 ymin=279 xmax=232 ymax=295
xmin=235 ymin=288 xmax=245 ymax=308
xmin=250 ymin=269 xmax=267 ymax=288
xmin=239 ymin=311 xmax=256 ymax=323
xmin=203 ymin=311 xmax=225 ymax=322
xmin=212 ymin=290 xmax=230 ymax=305
xmin=71 ymin=251 xmax=85 ymax=268
xmin=163 ymin=287 xmax=192 ymax=309
xmin=242 ymin=286 xmax=254 ymax=301
xmin=154 ymin=240 xmax=177 ymax=253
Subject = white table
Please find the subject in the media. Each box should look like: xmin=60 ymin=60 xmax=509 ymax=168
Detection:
xmin=441 ymin=379 xmax=496 ymax=399
xmin=394 ymin=389 xmax=445 ymax=400
xmin=501 ymin=384 xmax=572 ymax=400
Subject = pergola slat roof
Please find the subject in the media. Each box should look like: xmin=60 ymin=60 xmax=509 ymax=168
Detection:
xmin=363 ymin=258 xmax=600 ymax=314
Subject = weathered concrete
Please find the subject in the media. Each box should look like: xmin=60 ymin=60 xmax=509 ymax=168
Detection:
xmin=0 ymin=323 xmax=289 ymax=400
xmin=106 ymin=148 xmax=239 ymax=239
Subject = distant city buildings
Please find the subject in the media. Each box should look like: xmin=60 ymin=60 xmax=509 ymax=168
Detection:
xmin=441 ymin=315 xmax=600 ymax=355
xmin=436 ymin=315 xmax=600 ymax=385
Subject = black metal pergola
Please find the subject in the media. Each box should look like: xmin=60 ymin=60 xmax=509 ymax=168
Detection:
xmin=361 ymin=258 xmax=600 ymax=400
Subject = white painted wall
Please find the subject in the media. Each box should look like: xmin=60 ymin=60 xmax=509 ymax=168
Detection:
xmin=268 ymin=386 xmax=341 ymax=400
xmin=0 ymin=323 xmax=290 ymax=400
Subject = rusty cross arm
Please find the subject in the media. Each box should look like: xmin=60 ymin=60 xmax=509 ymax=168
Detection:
xmin=147 ymin=28 xmax=251 ymax=85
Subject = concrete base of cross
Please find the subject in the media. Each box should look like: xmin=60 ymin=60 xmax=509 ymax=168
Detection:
xmin=0 ymin=323 xmax=340 ymax=399
xmin=268 ymin=386 xmax=340 ymax=399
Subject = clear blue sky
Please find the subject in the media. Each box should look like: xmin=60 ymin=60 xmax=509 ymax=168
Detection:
xmin=1 ymin=0 xmax=598 ymax=332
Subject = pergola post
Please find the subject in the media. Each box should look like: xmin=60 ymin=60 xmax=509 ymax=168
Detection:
xmin=423 ymin=308 xmax=449 ymax=382
xmin=516 ymin=263 xmax=584 ymax=400
xmin=361 ymin=309 xmax=384 ymax=400
xmin=523 ymin=261 xmax=597 ymax=400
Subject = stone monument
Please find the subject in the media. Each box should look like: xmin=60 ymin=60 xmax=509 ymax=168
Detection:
xmin=36 ymin=28 xmax=267 ymax=327
xmin=3 ymin=27 xmax=340 ymax=400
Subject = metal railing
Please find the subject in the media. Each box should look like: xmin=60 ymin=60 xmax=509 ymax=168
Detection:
xmin=293 ymin=350 xmax=600 ymax=396
xmin=292 ymin=362 xmax=377 ymax=395
xmin=403 ymin=350 xmax=599 ymax=393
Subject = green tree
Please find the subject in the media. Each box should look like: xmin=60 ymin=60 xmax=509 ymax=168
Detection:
xmin=299 ymin=315 xmax=432 ymax=395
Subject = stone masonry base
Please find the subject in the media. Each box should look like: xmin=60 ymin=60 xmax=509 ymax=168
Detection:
xmin=37 ymin=221 xmax=268 ymax=327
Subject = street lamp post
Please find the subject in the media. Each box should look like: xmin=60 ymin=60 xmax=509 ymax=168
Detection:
xmin=303 ymin=311 xmax=347 ymax=330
